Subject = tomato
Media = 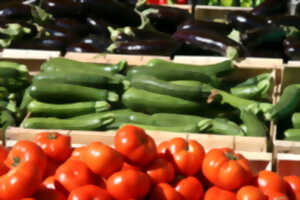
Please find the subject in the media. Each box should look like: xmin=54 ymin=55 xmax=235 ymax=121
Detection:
xmin=44 ymin=158 xmax=59 ymax=178
xmin=0 ymin=145 xmax=8 ymax=176
xmin=167 ymin=138 xmax=205 ymax=176
xmin=157 ymin=141 xmax=172 ymax=160
xmin=203 ymin=186 xmax=236 ymax=200
xmin=20 ymin=198 xmax=35 ymax=200
xmin=202 ymin=148 xmax=253 ymax=190
xmin=5 ymin=141 xmax=47 ymax=176
xmin=149 ymin=183 xmax=182 ymax=200
xmin=70 ymin=146 xmax=87 ymax=160
xmin=175 ymin=176 xmax=204 ymax=200
xmin=55 ymin=159 xmax=95 ymax=192
xmin=34 ymin=132 xmax=72 ymax=163
xmin=122 ymin=162 xmax=141 ymax=171
xmin=82 ymin=141 xmax=123 ymax=178
xmin=237 ymin=186 xmax=267 ymax=200
xmin=68 ymin=185 xmax=112 ymax=200
xmin=257 ymin=171 xmax=287 ymax=194
xmin=42 ymin=176 xmax=68 ymax=196
xmin=284 ymin=176 xmax=300 ymax=200
xmin=265 ymin=191 xmax=289 ymax=200
xmin=33 ymin=187 xmax=67 ymax=200
xmin=107 ymin=169 xmax=150 ymax=200
xmin=0 ymin=162 xmax=42 ymax=200
xmin=115 ymin=125 xmax=157 ymax=166
xmin=146 ymin=157 xmax=175 ymax=184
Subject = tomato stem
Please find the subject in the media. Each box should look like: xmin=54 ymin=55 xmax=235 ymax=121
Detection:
xmin=48 ymin=132 xmax=57 ymax=140
xmin=225 ymin=152 xmax=238 ymax=160
xmin=12 ymin=157 xmax=21 ymax=167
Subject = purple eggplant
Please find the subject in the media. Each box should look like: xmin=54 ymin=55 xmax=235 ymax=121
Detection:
xmin=11 ymin=36 xmax=66 ymax=51
xmin=81 ymin=34 xmax=112 ymax=51
xmin=285 ymin=44 xmax=300 ymax=60
xmin=173 ymin=29 xmax=246 ymax=59
xmin=177 ymin=18 xmax=233 ymax=36
xmin=43 ymin=24 xmax=79 ymax=43
xmin=240 ymin=27 xmax=286 ymax=48
xmin=109 ymin=26 xmax=171 ymax=42
xmin=251 ymin=0 xmax=287 ymax=16
xmin=227 ymin=11 xmax=269 ymax=32
xmin=66 ymin=42 xmax=101 ymax=53
xmin=249 ymin=43 xmax=284 ymax=58
xmin=42 ymin=0 xmax=84 ymax=18
xmin=86 ymin=16 xmax=117 ymax=37
xmin=0 ymin=1 xmax=31 ymax=19
xmin=107 ymin=39 xmax=180 ymax=56
xmin=283 ymin=36 xmax=300 ymax=48
xmin=268 ymin=16 xmax=300 ymax=30
xmin=83 ymin=0 xmax=140 ymax=27
xmin=54 ymin=18 xmax=89 ymax=36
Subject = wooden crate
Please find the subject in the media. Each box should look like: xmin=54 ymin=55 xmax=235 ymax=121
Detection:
xmin=0 ymin=49 xmax=61 ymax=75
xmin=194 ymin=5 xmax=251 ymax=21
xmin=276 ymin=153 xmax=300 ymax=176
xmin=5 ymin=126 xmax=273 ymax=173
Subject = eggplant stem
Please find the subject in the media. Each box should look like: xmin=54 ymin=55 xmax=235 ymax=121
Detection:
xmin=106 ymin=43 xmax=119 ymax=53
xmin=226 ymin=46 xmax=238 ymax=60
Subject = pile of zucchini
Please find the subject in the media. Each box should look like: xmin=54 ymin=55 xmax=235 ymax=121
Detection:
xmin=0 ymin=61 xmax=31 ymax=135
xmin=21 ymin=57 xmax=274 ymax=137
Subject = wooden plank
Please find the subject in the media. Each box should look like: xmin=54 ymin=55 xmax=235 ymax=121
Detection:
xmin=188 ymin=134 xmax=235 ymax=151
xmin=194 ymin=5 xmax=252 ymax=21
xmin=277 ymin=153 xmax=300 ymax=176
xmin=235 ymin=136 xmax=267 ymax=152
xmin=65 ymin=53 xmax=170 ymax=65
xmin=1 ymin=49 xmax=60 ymax=60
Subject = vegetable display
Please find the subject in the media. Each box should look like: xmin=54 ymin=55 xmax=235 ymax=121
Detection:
xmin=18 ymin=57 xmax=274 ymax=138
xmin=0 ymin=125 xmax=297 ymax=199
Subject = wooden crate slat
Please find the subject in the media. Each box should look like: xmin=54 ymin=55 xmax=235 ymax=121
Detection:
xmin=1 ymin=49 xmax=60 ymax=60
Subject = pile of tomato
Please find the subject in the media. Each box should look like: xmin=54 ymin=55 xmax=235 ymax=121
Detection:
xmin=0 ymin=125 xmax=299 ymax=200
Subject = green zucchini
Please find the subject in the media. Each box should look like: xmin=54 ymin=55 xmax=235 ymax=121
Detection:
xmin=41 ymin=57 xmax=127 ymax=74
xmin=230 ymin=73 xmax=273 ymax=100
xmin=0 ymin=61 xmax=29 ymax=80
xmin=29 ymin=81 xmax=119 ymax=103
xmin=122 ymin=88 xmax=208 ymax=114
xmin=0 ymin=78 xmax=29 ymax=92
xmin=146 ymin=59 xmax=234 ymax=76
xmin=33 ymin=71 xmax=113 ymax=88
xmin=0 ymin=101 xmax=7 ymax=110
xmin=240 ymin=110 xmax=266 ymax=137
xmin=19 ymin=88 xmax=33 ymax=111
xmin=21 ymin=114 xmax=115 ymax=130
xmin=130 ymin=75 xmax=212 ymax=101
xmin=0 ymin=67 xmax=20 ymax=79
xmin=284 ymin=129 xmax=300 ymax=141
xmin=126 ymin=67 xmax=220 ymax=87
xmin=266 ymin=84 xmax=300 ymax=121
xmin=170 ymin=80 xmax=209 ymax=87
xmin=71 ymin=109 xmax=153 ymax=129
xmin=292 ymin=113 xmax=300 ymax=128
xmin=28 ymin=100 xmax=111 ymax=118
xmin=120 ymin=123 xmax=199 ymax=133
xmin=0 ymin=87 xmax=8 ymax=100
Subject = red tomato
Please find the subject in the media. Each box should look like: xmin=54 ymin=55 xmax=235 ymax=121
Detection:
xmin=0 ymin=145 xmax=8 ymax=176
xmin=202 ymin=148 xmax=253 ymax=190
xmin=265 ymin=191 xmax=289 ymax=200
xmin=157 ymin=140 xmax=172 ymax=160
xmin=68 ymin=185 xmax=112 ymax=200
xmin=237 ymin=186 xmax=267 ymax=200
xmin=42 ymin=176 xmax=68 ymax=195
xmin=107 ymin=169 xmax=150 ymax=200
xmin=149 ymin=183 xmax=182 ymax=200
xmin=34 ymin=132 xmax=72 ymax=163
xmin=203 ymin=186 xmax=236 ymax=200
xmin=167 ymin=138 xmax=205 ymax=176
xmin=44 ymin=158 xmax=59 ymax=178
xmin=55 ymin=159 xmax=95 ymax=192
xmin=5 ymin=141 xmax=47 ymax=176
xmin=20 ymin=198 xmax=35 ymax=200
xmin=175 ymin=176 xmax=204 ymax=200
xmin=33 ymin=187 xmax=67 ymax=200
xmin=257 ymin=171 xmax=287 ymax=194
xmin=146 ymin=157 xmax=175 ymax=184
xmin=70 ymin=146 xmax=87 ymax=161
xmin=82 ymin=141 xmax=123 ymax=178
xmin=122 ymin=162 xmax=141 ymax=171
xmin=115 ymin=125 xmax=157 ymax=166
xmin=284 ymin=176 xmax=300 ymax=200
xmin=0 ymin=162 xmax=42 ymax=200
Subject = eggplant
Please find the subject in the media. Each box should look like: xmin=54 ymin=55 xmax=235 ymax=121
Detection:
xmin=268 ymin=16 xmax=300 ymax=30
xmin=227 ymin=11 xmax=269 ymax=32
xmin=138 ymin=5 xmax=191 ymax=34
xmin=283 ymin=36 xmax=300 ymax=47
xmin=0 ymin=1 xmax=31 ymax=19
xmin=86 ymin=16 xmax=117 ymax=37
xmin=81 ymin=34 xmax=112 ymax=51
xmin=0 ymin=19 xmax=37 ymax=39
xmin=43 ymin=24 xmax=79 ymax=43
xmin=240 ymin=27 xmax=286 ymax=48
xmin=249 ymin=44 xmax=284 ymax=58
xmin=175 ymin=44 xmax=218 ymax=56
xmin=66 ymin=42 xmax=101 ymax=53
xmin=251 ymin=0 xmax=287 ymax=16
xmin=84 ymin=0 xmax=140 ymax=27
xmin=107 ymin=39 xmax=180 ymax=56
xmin=109 ymin=26 xmax=171 ymax=42
xmin=42 ymin=0 xmax=84 ymax=18
xmin=177 ymin=18 xmax=233 ymax=36
xmin=54 ymin=18 xmax=89 ymax=36
xmin=116 ymin=0 xmax=137 ymax=7
xmin=285 ymin=44 xmax=300 ymax=60
xmin=173 ymin=29 xmax=246 ymax=59
xmin=11 ymin=36 xmax=66 ymax=51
